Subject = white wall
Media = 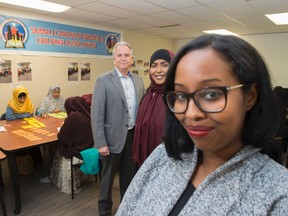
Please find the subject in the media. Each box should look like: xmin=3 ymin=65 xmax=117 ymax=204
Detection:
xmin=176 ymin=33 xmax=288 ymax=88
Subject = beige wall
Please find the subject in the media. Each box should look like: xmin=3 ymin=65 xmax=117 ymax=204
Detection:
xmin=0 ymin=11 xmax=174 ymax=114
xmin=176 ymin=33 xmax=288 ymax=89
xmin=242 ymin=34 xmax=288 ymax=88
xmin=0 ymin=54 xmax=114 ymax=114
xmin=3 ymin=9 xmax=287 ymax=116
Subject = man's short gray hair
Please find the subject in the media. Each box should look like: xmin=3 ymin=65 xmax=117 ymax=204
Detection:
xmin=112 ymin=41 xmax=133 ymax=59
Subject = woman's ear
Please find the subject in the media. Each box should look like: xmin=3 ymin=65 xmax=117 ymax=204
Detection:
xmin=246 ymin=83 xmax=257 ymax=111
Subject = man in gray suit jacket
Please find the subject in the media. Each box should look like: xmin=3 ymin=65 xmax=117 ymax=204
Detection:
xmin=91 ymin=41 xmax=145 ymax=216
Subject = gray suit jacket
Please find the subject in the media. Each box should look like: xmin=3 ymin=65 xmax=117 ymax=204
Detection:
xmin=91 ymin=68 xmax=145 ymax=154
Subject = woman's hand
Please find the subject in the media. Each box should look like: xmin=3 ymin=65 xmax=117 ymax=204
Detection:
xmin=53 ymin=109 xmax=61 ymax=113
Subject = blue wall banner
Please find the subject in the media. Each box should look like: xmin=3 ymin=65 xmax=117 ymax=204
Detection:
xmin=0 ymin=15 xmax=121 ymax=57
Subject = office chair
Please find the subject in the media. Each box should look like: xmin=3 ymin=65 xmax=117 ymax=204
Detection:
xmin=0 ymin=113 xmax=5 ymax=120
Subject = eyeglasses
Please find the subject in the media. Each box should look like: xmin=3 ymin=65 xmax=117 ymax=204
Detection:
xmin=165 ymin=84 xmax=244 ymax=114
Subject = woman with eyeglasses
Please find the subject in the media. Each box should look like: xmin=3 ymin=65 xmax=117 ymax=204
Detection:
xmin=116 ymin=34 xmax=288 ymax=215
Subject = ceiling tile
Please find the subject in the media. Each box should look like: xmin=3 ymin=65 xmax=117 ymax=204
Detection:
xmin=76 ymin=2 xmax=139 ymax=18
xmin=127 ymin=15 xmax=172 ymax=27
xmin=207 ymin=0 xmax=262 ymax=18
xmin=59 ymin=8 xmax=118 ymax=23
xmin=98 ymin=0 xmax=166 ymax=13
xmin=176 ymin=5 xmax=229 ymax=21
xmin=149 ymin=11 xmax=197 ymax=24
xmin=248 ymin=0 xmax=288 ymax=13
xmin=1 ymin=0 xmax=288 ymax=39
xmin=144 ymin=0 xmax=200 ymax=10
xmin=47 ymin=0 xmax=94 ymax=7
xmin=99 ymin=19 xmax=151 ymax=30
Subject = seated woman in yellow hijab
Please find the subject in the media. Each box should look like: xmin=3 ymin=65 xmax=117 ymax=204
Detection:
xmin=6 ymin=86 xmax=43 ymax=166
xmin=6 ymin=86 xmax=34 ymax=121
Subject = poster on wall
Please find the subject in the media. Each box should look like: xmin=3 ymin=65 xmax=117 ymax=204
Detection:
xmin=0 ymin=60 xmax=12 ymax=83
xmin=0 ymin=15 xmax=122 ymax=57
xmin=80 ymin=62 xmax=90 ymax=81
xmin=68 ymin=62 xmax=78 ymax=81
xmin=17 ymin=62 xmax=32 ymax=81
xmin=106 ymin=34 xmax=118 ymax=54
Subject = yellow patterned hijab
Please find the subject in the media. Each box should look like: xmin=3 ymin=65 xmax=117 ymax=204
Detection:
xmin=7 ymin=86 xmax=34 ymax=114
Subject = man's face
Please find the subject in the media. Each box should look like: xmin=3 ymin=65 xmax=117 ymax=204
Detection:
xmin=113 ymin=45 xmax=133 ymax=74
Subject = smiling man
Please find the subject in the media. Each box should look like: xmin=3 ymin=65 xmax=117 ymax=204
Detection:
xmin=91 ymin=41 xmax=145 ymax=216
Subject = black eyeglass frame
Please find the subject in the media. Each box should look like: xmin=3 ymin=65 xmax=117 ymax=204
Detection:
xmin=165 ymin=84 xmax=244 ymax=114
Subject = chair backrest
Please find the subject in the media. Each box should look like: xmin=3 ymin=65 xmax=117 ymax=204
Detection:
xmin=35 ymin=107 xmax=41 ymax=116
xmin=81 ymin=94 xmax=92 ymax=107
xmin=0 ymin=113 xmax=5 ymax=120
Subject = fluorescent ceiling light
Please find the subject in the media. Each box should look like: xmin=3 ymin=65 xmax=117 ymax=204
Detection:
xmin=0 ymin=0 xmax=70 ymax=13
xmin=203 ymin=29 xmax=238 ymax=36
xmin=265 ymin=12 xmax=288 ymax=25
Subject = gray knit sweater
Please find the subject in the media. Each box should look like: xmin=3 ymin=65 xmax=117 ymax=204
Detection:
xmin=116 ymin=144 xmax=288 ymax=215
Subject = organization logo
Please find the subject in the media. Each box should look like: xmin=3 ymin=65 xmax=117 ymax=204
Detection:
xmin=0 ymin=18 xmax=28 ymax=48
xmin=105 ymin=34 xmax=119 ymax=54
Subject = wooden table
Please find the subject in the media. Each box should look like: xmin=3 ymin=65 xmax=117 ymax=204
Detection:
xmin=0 ymin=116 xmax=64 ymax=214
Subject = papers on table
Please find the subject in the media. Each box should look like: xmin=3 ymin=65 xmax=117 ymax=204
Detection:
xmin=23 ymin=117 xmax=46 ymax=129
xmin=48 ymin=112 xmax=67 ymax=119
xmin=0 ymin=125 xmax=6 ymax=132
